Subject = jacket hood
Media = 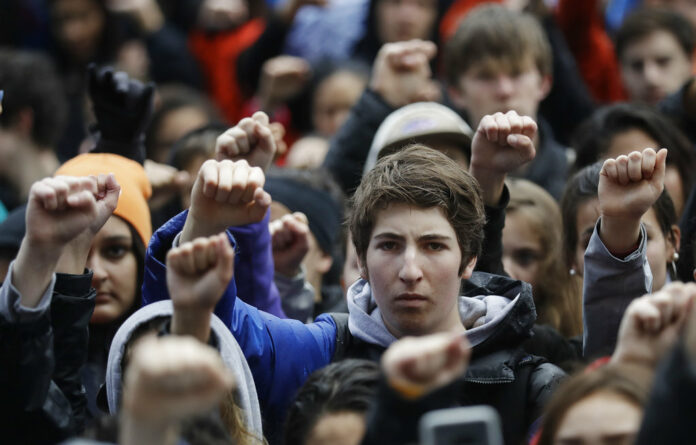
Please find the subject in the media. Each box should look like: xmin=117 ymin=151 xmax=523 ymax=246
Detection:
xmin=346 ymin=272 xmax=536 ymax=353
xmin=105 ymin=300 xmax=263 ymax=438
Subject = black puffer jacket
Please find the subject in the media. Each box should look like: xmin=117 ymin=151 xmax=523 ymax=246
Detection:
xmin=0 ymin=271 xmax=95 ymax=445
xmin=334 ymin=273 xmax=566 ymax=445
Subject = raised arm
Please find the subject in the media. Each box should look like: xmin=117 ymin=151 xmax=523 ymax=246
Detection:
xmin=468 ymin=110 xmax=537 ymax=274
xmin=583 ymin=148 xmax=667 ymax=358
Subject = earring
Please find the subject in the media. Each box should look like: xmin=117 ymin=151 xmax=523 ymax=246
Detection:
xmin=671 ymin=252 xmax=679 ymax=277
xmin=569 ymin=268 xmax=576 ymax=276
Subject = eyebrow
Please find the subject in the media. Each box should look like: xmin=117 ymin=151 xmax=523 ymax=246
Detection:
xmin=103 ymin=235 xmax=132 ymax=243
xmin=372 ymin=232 xmax=454 ymax=242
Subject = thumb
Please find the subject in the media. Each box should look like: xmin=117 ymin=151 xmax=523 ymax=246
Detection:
xmin=246 ymin=189 xmax=272 ymax=222
xmin=653 ymin=148 xmax=668 ymax=185
xmin=214 ymin=233 xmax=235 ymax=282
xmin=506 ymin=134 xmax=536 ymax=162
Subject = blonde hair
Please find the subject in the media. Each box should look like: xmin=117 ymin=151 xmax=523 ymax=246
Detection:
xmin=507 ymin=179 xmax=582 ymax=337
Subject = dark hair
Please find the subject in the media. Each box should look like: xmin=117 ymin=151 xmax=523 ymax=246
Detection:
xmin=145 ymin=84 xmax=222 ymax=161
xmin=284 ymin=359 xmax=380 ymax=445
xmin=560 ymin=162 xmax=678 ymax=269
xmin=445 ymin=4 xmax=552 ymax=87
xmin=572 ymin=104 xmax=696 ymax=205
xmin=538 ymin=364 xmax=652 ymax=445
xmin=349 ymin=144 xmax=485 ymax=273
xmin=0 ymin=49 xmax=67 ymax=147
xmin=615 ymin=7 xmax=696 ymax=61
xmin=168 ymin=123 xmax=228 ymax=170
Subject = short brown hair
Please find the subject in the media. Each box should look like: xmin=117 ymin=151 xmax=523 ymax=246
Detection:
xmin=349 ymin=144 xmax=485 ymax=273
xmin=444 ymin=4 xmax=552 ymax=87
xmin=615 ymin=7 xmax=695 ymax=61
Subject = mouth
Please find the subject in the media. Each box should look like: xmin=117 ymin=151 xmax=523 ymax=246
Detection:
xmin=95 ymin=293 xmax=113 ymax=304
xmin=394 ymin=293 xmax=429 ymax=307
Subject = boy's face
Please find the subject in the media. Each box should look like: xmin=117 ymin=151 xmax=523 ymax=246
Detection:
xmin=620 ymin=29 xmax=692 ymax=105
xmin=450 ymin=56 xmax=550 ymax=127
xmin=360 ymin=204 xmax=475 ymax=338
xmin=376 ymin=0 xmax=438 ymax=44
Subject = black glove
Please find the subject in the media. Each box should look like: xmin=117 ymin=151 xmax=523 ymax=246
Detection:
xmin=88 ymin=64 xmax=154 ymax=164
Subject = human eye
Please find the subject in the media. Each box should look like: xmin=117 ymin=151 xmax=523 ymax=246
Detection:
xmin=103 ymin=243 xmax=129 ymax=259
xmin=656 ymin=56 xmax=672 ymax=67
xmin=427 ymin=242 xmax=445 ymax=251
xmin=377 ymin=241 xmax=397 ymax=251
xmin=512 ymin=249 xmax=540 ymax=267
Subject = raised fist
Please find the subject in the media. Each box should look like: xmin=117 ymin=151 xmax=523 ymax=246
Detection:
xmin=183 ymin=159 xmax=272 ymax=242
xmin=370 ymin=40 xmax=438 ymax=108
xmin=270 ymin=212 xmax=310 ymax=277
xmin=166 ymin=233 xmax=235 ymax=312
xmin=216 ymin=111 xmax=278 ymax=172
xmin=382 ymin=333 xmax=470 ymax=399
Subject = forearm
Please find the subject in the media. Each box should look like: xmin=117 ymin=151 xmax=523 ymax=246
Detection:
xmin=599 ymin=215 xmax=641 ymax=257
xmin=583 ymin=222 xmax=651 ymax=358
xmin=171 ymin=308 xmax=212 ymax=343
xmin=119 ymin=415 xmax=178 ymax=445
xmin=469 ymin=166 xmax=506 ymax=207
xmin=12 ymin=240 xmax=61 ymax=309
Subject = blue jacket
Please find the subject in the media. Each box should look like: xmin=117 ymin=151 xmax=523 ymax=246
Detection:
xmin=142 ymin=210 xmax=337 ymax=437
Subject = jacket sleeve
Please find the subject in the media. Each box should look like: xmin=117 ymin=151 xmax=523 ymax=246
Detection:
xmin=582 ymin=220 xmax=652 ymax=358
xmin=230 ymin=210 xmax=286 ymax=318
xmin=474 ymin=186 xmax=509 ymax=276
xmin=49 ymin=271 xmax=96 ymax=437
xmin=361 ymin=378 xmax=463 ymax=445
xmin=322 ymin=89 xmax=395 ymax=193
xmin=141 ymin=210 xmax=337 ymax=438
xmin=0 ymin=263 xmax=75 ymax=443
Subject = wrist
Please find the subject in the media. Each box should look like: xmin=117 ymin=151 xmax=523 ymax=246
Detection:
xmin=56 ymin=233 xmax=93 ymax=275
xmin=181 ymin=212 xmax=228 ymax=244
xmin=120 ymin=411 xmax=178 ymax=445
xmin=599 ymin=216 xmax=642 ymax=257
xmin=468 ymin=165 xmax=506 ymax=206
xmin=135 ymin=2 xmax=165 ymax=33
xmin=171 ymin=307 xmax=213 ymax=343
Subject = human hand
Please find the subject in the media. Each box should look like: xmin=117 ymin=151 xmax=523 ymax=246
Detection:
xmin=121 ymin=336 xmax=234 ymax=427
xmin=15 ymin=176 xmax=102 ymax=307
xmin=167 ymin=233 xmax=234 ymax=312
xmin=612 ymin=282 xmax=695 ymax=369
xmin=24 ymin=176 xmax=102 ymax=251
xmin=144 ymin=160 xmax=192 ymax=211
xmin=56 ymin=173 xmax=121 ymax=274
xmin=382 ymin=333 xmax=470 ymax=399
xmin=106 ymin=0 xmax=164 ymax=33
xmin=370 ymin=40 xmax=438 ymax=108
xmin=598 ymin=148 xmax=667 ymax=255
xmin=270 ymin=212 xmax=310 ymax=277
xmin=182 ymin=159 xmax=271 ymax=242
xmin=258 ymin=56 xmax=310 ymax=110
xmin=469 ymin=111 xmax=537 ymax=205
xmin=216 ymin=111 xmax=278 ymax=172
xmin=88 ymin=65 xmax=154 ymax=153
xmin=197 ymin=0 xmax=249 ymax=31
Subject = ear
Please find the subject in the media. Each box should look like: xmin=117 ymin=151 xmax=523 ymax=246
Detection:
xmin=667 ymin=225 xmax=682 ymax=258
xmin=448 ymin=84 xmax=468 ymax=111
xmin=357 ymin=256 xmax=368 ymax=281
xmin=460 ymin=256 xmax=478 ymax=280
xmin=14 ymin=108 xmax=34 ymax=139
xmin=316 ymin=251 xmax=333 ymax=275
xmin=538 ymin=74 xmax=552 ymax=102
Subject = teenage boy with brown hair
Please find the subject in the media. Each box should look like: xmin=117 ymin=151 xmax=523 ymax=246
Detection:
xmin=141 ymin=107 xmax=565 ymax=443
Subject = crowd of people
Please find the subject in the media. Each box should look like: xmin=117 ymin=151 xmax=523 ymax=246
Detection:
xmin=2 ymin=0 xmax=696 ymax=444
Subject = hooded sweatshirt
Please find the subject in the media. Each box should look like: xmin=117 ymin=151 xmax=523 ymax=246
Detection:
xmin=104 ymin=300 xmax=263 ymax=439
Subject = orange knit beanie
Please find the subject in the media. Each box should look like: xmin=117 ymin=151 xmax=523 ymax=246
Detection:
xmin=56 ymin=153 xmax=152 ymax=246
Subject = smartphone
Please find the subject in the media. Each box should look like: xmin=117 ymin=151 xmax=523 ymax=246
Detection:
xmin=419 ymin=405 xmax=504 ymax=445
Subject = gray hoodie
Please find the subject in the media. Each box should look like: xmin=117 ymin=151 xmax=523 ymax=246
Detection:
xmin=346 ymin=277 xmax=519 ymax=349
xmin=104 ymin=300 xmax=263 ymax=439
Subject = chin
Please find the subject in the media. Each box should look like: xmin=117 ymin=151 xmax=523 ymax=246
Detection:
xmin=89 ymin=306 xmax=120 ymax=325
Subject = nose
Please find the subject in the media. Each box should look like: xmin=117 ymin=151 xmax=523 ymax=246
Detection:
xmin=495 ymin=74 xmax=515 ymax=99
xmin=642 ymin=61 xmax=661 ymax=86
xmin=502 ymin=255 xmax=519 ymax=281
xmin=87 ymin=254 xmax=107 ymax=286
xmin=398 ymin=246 xmax=423 ymax=283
